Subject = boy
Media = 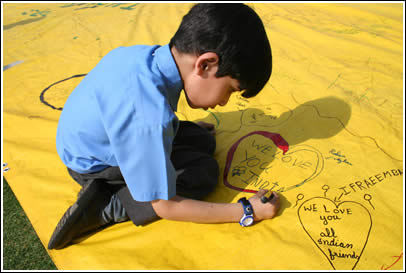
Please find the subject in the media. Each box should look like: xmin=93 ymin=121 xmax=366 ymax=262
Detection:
xmin=48 ymin=3 xmax=280 ymax=250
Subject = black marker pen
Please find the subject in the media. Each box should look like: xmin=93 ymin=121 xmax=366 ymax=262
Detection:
xmin=261 ymin=192 xmax=274 ymax=203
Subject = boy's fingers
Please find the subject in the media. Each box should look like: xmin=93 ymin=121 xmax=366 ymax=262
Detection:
xmin=197 ymin=121 xmax=214 ymax=130
xmin=253 ymin=189 xmax=270 ymax=204
xmin=260 ymin=190 xmax=278 ymax=203
xmin=205 ymin=123 xmax=215 ymax=130
xmin=208 ymin=127 xmax=216 ymax=136
xmin=256 ymin=188 xmax=268 ymax=197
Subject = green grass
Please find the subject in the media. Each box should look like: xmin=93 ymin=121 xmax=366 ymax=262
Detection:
xmin=2 ymin=177 xmax=57 ymax=270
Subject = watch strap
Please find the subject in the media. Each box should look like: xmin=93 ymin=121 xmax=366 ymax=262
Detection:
xmin=238 ymin=197 xmax=253 ymax=216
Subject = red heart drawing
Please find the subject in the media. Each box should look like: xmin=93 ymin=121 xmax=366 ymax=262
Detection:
xmin=223 ymin=131 xmax=289 ymax=193
xmin=223 ymin=131 xmax=323 ymax=193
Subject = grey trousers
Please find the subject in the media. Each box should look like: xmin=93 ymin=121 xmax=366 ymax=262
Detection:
xmin=67 ymin=121 xmax=219 ymax=226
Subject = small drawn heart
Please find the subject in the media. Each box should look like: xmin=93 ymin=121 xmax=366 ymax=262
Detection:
xmin=298 ymin=197 xmax=372 ymax=270
xmin=223 ymin=131 xmax=323 ymax=193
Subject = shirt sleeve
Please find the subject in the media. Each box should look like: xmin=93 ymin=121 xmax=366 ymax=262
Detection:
xmin=92 ymin=74 xmax=178 ymax=202
xmin=113 ymin=122 xmax=178 ymax=202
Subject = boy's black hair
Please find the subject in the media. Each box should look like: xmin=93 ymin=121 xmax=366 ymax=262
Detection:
xmin=170 ymin=3 xmax=272 ymax=98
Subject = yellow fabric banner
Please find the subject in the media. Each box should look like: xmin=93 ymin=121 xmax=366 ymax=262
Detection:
xmin=3 ymin=3 xmax=404 ymax=270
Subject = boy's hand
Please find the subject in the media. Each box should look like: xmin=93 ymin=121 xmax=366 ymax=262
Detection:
xmin=249 ymin=189 xmax=280 ymax=221
xmin=196 ymin=121 xmax=216 ymax=136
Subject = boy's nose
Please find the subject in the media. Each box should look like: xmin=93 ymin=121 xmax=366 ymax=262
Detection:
xmin=219 ymin=94 xmax=231 ymax=106
xmin=219 ymin=99 xmax=228 ymax=106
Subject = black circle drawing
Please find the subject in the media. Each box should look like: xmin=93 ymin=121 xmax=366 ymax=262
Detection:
xmin=39 ymin=73 xmax=87 ymax=111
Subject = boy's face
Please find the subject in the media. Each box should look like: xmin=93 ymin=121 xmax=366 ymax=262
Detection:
xmin=184 ymin=75 xmax=240 ymax=110
xmin=182 ymin=52 xmax=241 ymax=110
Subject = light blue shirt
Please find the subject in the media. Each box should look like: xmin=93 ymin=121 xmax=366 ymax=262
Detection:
xmin=56 ymin=44 xmax=183 ymax=202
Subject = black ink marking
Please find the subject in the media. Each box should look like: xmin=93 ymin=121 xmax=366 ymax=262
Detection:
xmin=3 ymin=60 xmax=24 ymax=71
xmin=326 ymin=73 xmax=341 ymax=90
xmin=363 ymin=194 xmax=374 ymax=210
xmin=291 ymin=94 xmax=401 ymax=162
xmin=40 ymin=74 xmax=87 ymax=111
xmin=225 ymin=141 xmax=324 ymax=194
xmin=4 ymin=16 xmax=45 ymax=30
xmin=322 ymin=185 xmax=329 ymax=198
xmin=298 ymin=197 xmax=372 ymax=270
xmin=334 ymin=192 xmax=344 ymax=204
xmin=215 ymin=103 xmax=293 ymax=136
xmin=294 ymin=193 xmax=305 ymax=208
xmin=336 ymin=169 xmax=403 ymax=198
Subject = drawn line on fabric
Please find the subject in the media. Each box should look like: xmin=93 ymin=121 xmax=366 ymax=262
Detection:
xmin=358 ymin=88 xmax=371 ymax=102
xmin=363 ymin=194 xmax=374 ymax=210
xmin=215 ymin=105 xmax=293 ymax=136
xmin=213 ymin=111 xmax=242 ymax=135
xmin=357 ymin=59 xmax=374 ymax=103
xmin=224 ymin=131 xmax=290 ymax=193
xmin=322 ymin=184 xmax=330 ymax=197
xmin=3 ymin=16 xmax=45 ymax=30
xmin=326 ymin=73 xmax=341 ymax=90
xmin=290 ymin=94 xmax=401 ymax=162
xmin=70 ymin=15 xmax=114 ymax=55
xmin=204 ymin=110 xmax=220 ymax=128
xmin=3 ymin=60 xmax=24 ymax=71
xmin=39 ymin=74 xmax=87 ymax=111
xmin=59 ymin=3 xmax=139 ymax=11
xmin=334 ymin=192 xmax=345 ymax=203
xmin=297 ymin=195 xmax=372 ymax=270
xmin=293 ymin=193 xmax=304 ymax=208
xmin=229 ymin=145 xmax=324 ymax=192
xmin=334 ymin=168 xmax=403 ymax=201
xmin=223 ymin=132 xmax=326 ymax=194
xmin=325 ymin=149 xmax=352 ymax=166
xmin=381 ymin=252 xmax=403 ymax=270
xmin=23 ymin=9 xmax=51 ymax=17
xmin=3 ymin=163 xmax=10 ymax=172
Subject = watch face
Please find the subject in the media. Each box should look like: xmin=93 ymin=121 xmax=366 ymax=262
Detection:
xmin=242 ymin=216 xmax=254 ymax=226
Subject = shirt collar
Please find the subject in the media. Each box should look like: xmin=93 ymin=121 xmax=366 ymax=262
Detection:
xmin=154 ymin=44 xmax=183 ymax=112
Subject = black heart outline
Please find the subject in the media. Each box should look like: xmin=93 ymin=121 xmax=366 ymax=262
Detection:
xmin=297 ymin=197 xmax=372 ymax=270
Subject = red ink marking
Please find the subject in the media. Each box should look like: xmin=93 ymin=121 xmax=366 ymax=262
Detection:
xmin=381 ymin=252 xmax=403 ymax=270
xmin=224 ymin=131 xmax=289 ymax=193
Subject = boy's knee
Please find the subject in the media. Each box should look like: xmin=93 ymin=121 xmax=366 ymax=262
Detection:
xmin=206 ymin=156 xmax=219 ymax=187
xmin=205 ymin=132 xmax=216 ymax=155
xmin=176 ymin=155 xmax=219 ymax=200
xmin=174 ymin=121 xmax=217 ymax=155
xmin=192 ymin=155 xmax=219 ymax=188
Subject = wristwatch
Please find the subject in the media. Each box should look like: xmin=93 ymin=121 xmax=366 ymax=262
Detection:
xmin=238 ymin=197 xmax=254 ymax=227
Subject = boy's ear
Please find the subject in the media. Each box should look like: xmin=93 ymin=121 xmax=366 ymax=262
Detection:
xmin=194 ymin=52 xmax=219 ymax=76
